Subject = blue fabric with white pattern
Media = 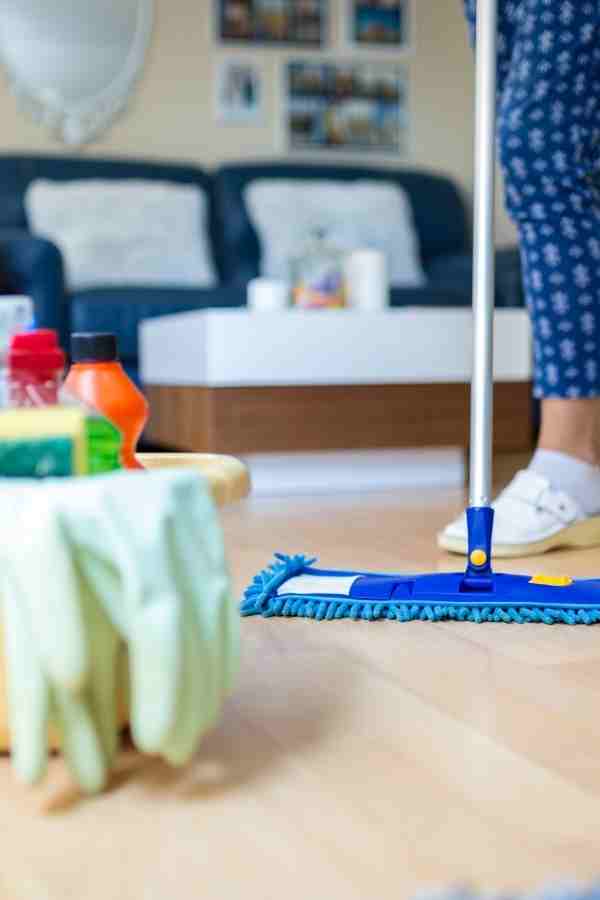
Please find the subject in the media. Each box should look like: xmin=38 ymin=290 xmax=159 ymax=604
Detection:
xmin=465 ymin=0 xmax=600 ymax=398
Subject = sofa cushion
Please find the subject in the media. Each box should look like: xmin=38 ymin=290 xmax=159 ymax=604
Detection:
xmin=0 ymin=154 xmax=220 ymax=271
xmin=213 ymin=163 xmax=469 ymax=285
xmin=26 ymin=179 xmax=217 ymax=291
xmin=70 ymin=285 xmax=245 ymax=361
xmin=245 ymin=178 xmax=425 ymax=288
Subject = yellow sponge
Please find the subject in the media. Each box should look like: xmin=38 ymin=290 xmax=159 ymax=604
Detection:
xmin=0 ymin=407 xmax=120 ymax=478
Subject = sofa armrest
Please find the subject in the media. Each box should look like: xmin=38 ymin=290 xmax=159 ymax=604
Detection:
xmin=0 ymin=229 xmax=68 ymax=340
xmin=494 ymin=246 xmax=524 ymax=308
xmin=425 ymin=246 xmax=524 ymax=308
xmin=425 ymin=251 xmax=472 ymax=298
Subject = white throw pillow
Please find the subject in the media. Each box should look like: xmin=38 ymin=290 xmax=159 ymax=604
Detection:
xmin=245 ymin=179 xmax=426 ymax=288
xmin=25 ymin=179 xmax=217 ymax=291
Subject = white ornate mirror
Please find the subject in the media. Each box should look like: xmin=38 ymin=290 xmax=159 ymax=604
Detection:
xmin=0 ymin=0 xmax=154 ymax=145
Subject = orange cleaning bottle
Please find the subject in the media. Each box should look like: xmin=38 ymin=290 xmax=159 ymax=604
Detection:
xmin=64 ymin=333 xmax=149 ymax=470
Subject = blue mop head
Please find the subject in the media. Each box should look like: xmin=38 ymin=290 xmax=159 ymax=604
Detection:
xmin=241 ymin=509 xmax=600 ymax=625
xmin=241 ymin=553 xmax=600 ymax=625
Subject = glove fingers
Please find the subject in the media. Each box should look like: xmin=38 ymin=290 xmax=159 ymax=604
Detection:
xmin=50 ymin=688 xmax=107 ymax=794
xmin=17 ymin=503 xmax=87 ymax=691
xmin=218 ymin=573 xmax=239 ymax=698
xmin=154 ymin=477 xmax=241 ymax=766
xmin=158 ymin=506 xmax=222 ymax=766
xmin=128 ymin=601 xmax=181 ymax=753
xmin=87 ymin=483 xmax=185 ymax=754
xmin=78 ymin=578 xmax=120 ymax=767
xmin=89 ymin=628 xmax=120 ymax=766
xmin=55 ymin=485 xmax=129 ymax=636
xmin=159 ymin=592 xmax=213 ymax=766
xmin=180 ymin=479 xmax=240 ymax=698
xmin=2 ymin=575 xmax=49 ymax=785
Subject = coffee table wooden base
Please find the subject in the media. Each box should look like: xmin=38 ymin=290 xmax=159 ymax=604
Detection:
xmin=145 ymin=381 xmax=533 ymax=454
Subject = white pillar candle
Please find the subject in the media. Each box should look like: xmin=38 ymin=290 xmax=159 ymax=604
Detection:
xmin=247 ymin=278 xmax=290 ymax=312
xmin=344 ymin=250 xmax=389 ymax=311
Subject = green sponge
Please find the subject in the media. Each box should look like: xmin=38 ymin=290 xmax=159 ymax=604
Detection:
xmin=0 ymin=407 xmax=121 ymax=478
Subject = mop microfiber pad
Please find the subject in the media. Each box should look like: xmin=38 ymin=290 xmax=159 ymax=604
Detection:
xmin=241 ymin=553 xmax=600 ymax=624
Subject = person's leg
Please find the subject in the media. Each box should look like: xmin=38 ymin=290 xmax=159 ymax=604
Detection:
xmin=537 ymin=398 xmax=600 ymax=464
xmin=528 ymin=397 xmax=600 ymax=518
xmin=463 ymin=0 xmax=516 ymax=87
xmin=440 ymin=1 xmax=600 ymax=554
xmin=497 ymin=0 xmax=600 ymax=505
xmin=470 ymin=0 xmax=600 ymax=459
xmin=498 ymin=1 xmax=600 ymax=403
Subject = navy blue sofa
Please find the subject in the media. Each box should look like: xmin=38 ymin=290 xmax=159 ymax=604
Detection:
xmin=0 ymin=155 xmax=523 ymax=381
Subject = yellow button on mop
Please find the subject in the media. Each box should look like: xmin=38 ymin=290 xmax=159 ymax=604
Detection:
xmin=469 ymin=549 xmax=488 ymax=567
xmin=529 ymin=575 xmax=573 ymax=587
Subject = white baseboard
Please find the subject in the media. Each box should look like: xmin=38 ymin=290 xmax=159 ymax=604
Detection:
xmin=243 ymin=447 xmax=465 ymax=498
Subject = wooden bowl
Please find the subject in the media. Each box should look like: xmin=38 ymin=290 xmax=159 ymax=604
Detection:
xmin=136 ymin=453 xmax=250 ymax=506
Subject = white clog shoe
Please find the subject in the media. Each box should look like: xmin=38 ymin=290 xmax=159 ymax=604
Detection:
xmin=438 ymin=469 xmax=600 ymax=558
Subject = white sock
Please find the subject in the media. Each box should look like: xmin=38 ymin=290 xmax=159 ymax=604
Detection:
xmin=530 ymin=449 xmax=600 ymax=517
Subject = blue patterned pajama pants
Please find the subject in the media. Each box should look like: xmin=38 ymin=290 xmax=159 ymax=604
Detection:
xmin=464 ymin=1 xmax=600 ymax=398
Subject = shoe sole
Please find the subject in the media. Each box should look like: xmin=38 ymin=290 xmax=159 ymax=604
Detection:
xmin=437 ymin=515 xmax=600 ymax=558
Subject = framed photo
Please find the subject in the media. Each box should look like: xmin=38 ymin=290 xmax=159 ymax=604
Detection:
xmin=285 ymin=60 xmax=408 ymax=155
xmin=218 ymin=0 xmax=326 ymax=46
xmin=348 ymin=0 xmax=409 ymax=49
xmin=215 ymin=59 xmax=263 ymax=123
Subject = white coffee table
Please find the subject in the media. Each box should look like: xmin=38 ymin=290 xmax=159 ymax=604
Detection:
xmin=140 ymin=307 xmax=532 ymax=456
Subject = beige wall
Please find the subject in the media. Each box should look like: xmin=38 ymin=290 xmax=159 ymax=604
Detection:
xmin=0 ymin=0 xmax=516 ymax=244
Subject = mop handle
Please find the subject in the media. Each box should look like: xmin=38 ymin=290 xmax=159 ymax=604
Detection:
xmin=469 ymin=0 xmax=497 ymax=508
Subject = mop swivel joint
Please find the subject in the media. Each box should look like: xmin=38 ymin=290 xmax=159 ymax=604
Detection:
xmin=460 ymin=506 xmax=494 ymax=593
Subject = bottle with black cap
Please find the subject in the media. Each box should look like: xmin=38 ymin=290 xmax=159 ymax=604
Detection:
xmin=64 ymin=332 xmax=149 ymax=470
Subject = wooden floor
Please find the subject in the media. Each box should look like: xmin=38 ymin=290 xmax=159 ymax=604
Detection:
xmin=3 ymin=487 xmax=600 ymax=899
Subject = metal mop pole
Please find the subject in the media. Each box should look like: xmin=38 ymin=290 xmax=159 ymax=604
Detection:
xmin=469 ymin=0 xmax=497 ymax=509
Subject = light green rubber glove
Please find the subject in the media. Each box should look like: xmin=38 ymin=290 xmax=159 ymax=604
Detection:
xmin=0 ymin=483 xmax=118 ymax=792
xmin=49 ymin=469 xmax=239 ymax=765
xmin=0 ymin=469 xmax=239 ymax=791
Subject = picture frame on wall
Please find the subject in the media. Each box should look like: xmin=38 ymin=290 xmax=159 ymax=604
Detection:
xmin=218 ymin=0 xmax=327 ymax=46
xmin=285 ymin=60 xmax=408 ymax=155
xmin=347 ymin=0 xmax=409 ymax=49
xmin=215 ymin=58 xmax=263 ymax=123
